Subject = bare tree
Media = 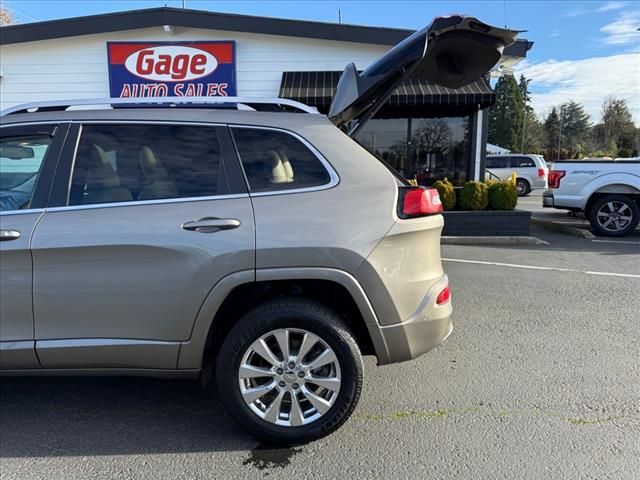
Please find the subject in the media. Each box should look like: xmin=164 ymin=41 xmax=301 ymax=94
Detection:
xmin=1 ymin=2 xmax=15 ymax=26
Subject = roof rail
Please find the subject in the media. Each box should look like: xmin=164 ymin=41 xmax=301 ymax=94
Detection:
xmin=0 ymin=96 xmax=320 ymax=116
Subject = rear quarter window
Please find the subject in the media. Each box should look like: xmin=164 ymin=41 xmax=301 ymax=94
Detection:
xmin=231 ymin=128 xmax=332 ymax=193
xmin=513 ymin=156 xmax=536 ymax=168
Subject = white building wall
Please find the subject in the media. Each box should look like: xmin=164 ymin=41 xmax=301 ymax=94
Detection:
xmin=0 ymin=26 xmax=389 ymax=110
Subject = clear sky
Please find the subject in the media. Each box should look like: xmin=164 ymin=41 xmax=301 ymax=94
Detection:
xmin=3 ymin=0 xmax=639 ymax=122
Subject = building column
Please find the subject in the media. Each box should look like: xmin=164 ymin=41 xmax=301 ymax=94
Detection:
xmin=469 ymin=107 xmax=489 ymax=181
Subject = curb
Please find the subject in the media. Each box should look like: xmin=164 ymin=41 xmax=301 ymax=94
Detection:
xmin=530 ymin=217 xmax=596 ymax=239
xmin=441 ymin=236 xmax=549 ymax=246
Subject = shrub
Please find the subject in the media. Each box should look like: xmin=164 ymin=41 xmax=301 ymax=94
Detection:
xmin=488 ymin=180 xmax=517 ymax=210
xmin=432 ymin=178 xmax=456 ymax=210
xmin=459 ymin=181 xmax=488 ymax=210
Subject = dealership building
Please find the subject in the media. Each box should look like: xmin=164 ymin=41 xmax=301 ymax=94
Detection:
xmin=0 ymin=7 xmax=532 ymax=184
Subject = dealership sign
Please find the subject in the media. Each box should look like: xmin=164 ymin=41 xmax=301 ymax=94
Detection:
xmin=107 ymin=41 xmax=236 ymax=98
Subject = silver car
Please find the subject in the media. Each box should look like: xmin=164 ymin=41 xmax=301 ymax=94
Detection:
xmin=0 ymin=16 xmax=517 ymax=443
xmin=486 ymin=154 xmax=549 ymax=196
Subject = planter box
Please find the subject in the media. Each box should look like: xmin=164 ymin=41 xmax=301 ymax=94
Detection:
xmin=442 ymin=209 xmax=531 ymax=236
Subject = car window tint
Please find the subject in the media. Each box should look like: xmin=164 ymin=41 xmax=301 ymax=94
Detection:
xmin=0 ymin=133 xmax=52 ymax=211
xmin=486 ymin=157 xmax=506 ymax=169
xmin=513 ymin=156 xmax=535 ymax=168
xmin=231 ymin=128 xmax=331 ymax=193
xmin=69 ymin=124 xmax=223 ymax=206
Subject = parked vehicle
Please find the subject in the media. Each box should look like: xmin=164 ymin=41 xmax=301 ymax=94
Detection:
xmin=544 ymin=158 xmax=640 ymax=236
xmin=486 ymin=154 xmax=548 ymax=196
xmin=0 ymin=15 xmax=517 ymax=443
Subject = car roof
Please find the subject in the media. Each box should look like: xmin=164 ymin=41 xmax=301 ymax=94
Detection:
xmin=0 ymin=108 xmax=336 ymax=132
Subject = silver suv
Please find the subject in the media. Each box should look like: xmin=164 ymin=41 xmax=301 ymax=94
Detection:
xmin=0 ymin=16 xmax=516 ymax=443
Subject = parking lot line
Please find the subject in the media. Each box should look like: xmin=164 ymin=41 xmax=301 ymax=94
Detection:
xmin=442 ymin=258 xmax=640 ymax=279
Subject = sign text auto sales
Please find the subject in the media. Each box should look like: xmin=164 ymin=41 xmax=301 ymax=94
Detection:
xmin=107 ymin=42 xmax=237 ymax=98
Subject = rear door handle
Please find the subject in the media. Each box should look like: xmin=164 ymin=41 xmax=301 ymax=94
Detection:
xmin=0 ymin=230 xmax=21 ymax=241
xmin=181 ymin=217 xmax=241 ymax=233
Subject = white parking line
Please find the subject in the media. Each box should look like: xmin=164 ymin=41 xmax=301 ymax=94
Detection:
xmin=442 ymin=258 xmax=640 ymax=278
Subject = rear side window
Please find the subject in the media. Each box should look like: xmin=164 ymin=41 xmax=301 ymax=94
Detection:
xmin=486 ymin=156 xmax=507 ymax=169
xmin=68 ymin=124 xmax=225 ymax=206
xmin=0 ymin=132 xmax=52 ymax=211
xmin=513 ymin=156 xmax=535 ymax=168
xmin=231 ymin=128 xmax=331 ymax=193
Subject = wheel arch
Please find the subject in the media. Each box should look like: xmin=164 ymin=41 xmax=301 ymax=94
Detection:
xmin=177 ymin=268 xmax=389 ymax=370
xmin=585 ymin=184 xmax=640 ymax=214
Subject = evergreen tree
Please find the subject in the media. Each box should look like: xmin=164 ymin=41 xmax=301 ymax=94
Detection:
xmin=488 ymin=75 xmax=524 ymax=152
xmin=543 ymin=107 xmax=560 ymax=158
xmin=559 ymin=101 xmax=591 ymax=157
xmin=601 ymin=97 xmax=637 ymax=157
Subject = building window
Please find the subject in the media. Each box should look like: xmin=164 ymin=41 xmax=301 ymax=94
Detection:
xmin=356 ymin=116 xmax=471 ymax=186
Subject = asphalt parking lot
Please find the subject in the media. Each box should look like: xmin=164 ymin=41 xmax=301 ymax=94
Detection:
xmin=1 ymin=226 xmax=639 ymax=479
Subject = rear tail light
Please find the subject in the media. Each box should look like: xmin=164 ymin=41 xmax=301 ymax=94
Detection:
xmin=399 ymin=187 xmax=443 ymax=218
xmin=537 ymin=168 xmax=546 ymax=178
xmin=548 ymin=170 xmax=566 ymax=189
xmin=436 ymin=286 xmax=451 ymax=305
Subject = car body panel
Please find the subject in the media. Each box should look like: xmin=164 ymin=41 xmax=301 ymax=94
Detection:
xmin=545 ymin=161 xmax=640 ymax=210
xmin=329 ymin=16 xmax=519 ymax=135
xmin=31 ymin=197 xmax=255 ymax=346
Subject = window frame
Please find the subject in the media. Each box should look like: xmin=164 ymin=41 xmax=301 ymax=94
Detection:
xmin=47 ymin=121 xmax=248 ymax=210
xmin=0 ymin=122 xmax=69 ymax=214
xmin=228 ymin=124 xmax=339 ymax=196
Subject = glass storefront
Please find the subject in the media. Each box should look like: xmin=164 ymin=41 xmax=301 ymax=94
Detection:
xmin=356 ymin=116 xmax=471 ymax=186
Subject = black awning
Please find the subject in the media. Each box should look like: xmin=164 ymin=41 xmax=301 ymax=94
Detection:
xmin=279 ymin=71 xmax=495 ymax=115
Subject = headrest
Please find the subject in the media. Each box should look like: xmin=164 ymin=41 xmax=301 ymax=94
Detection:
xmin=267 ymin=150 xmax=288 ymax=184
xmin=86 ymin=144 xmax=120 ymax=190
xmin=139 ymin=146 xmax=169 ymax=181
xmin=277 ymin=149 xmax=294 ymax=182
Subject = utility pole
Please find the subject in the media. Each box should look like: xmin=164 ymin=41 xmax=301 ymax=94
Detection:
xmin=521 ymin=109 xmax=526 ymax=153
xmin=557 ymin=104 xmax=563 ymax=161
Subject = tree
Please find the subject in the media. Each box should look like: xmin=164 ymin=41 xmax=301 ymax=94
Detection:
xmin=517 ymin=75 xmax=543 ymax=152
xmin=488 ymin=75 xmax=525 ymax=152
xmin=600 ymin=97 xmax=637 ymax=157
xmin=543 ymin=107 xmax=560 ymax=158
xmin=0 ymin=3 xmax=14 ymax=26
xmin=559 ymin=101 xmax=591 ymax=158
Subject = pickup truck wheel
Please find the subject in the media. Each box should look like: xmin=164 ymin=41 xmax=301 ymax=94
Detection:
xmin=588 ymin=195 xmax=640 ymax=237
xmin=216 ymin=298 xmax=363 ymax=444
xmin=516 ymin=178 xmax=530 ymax=196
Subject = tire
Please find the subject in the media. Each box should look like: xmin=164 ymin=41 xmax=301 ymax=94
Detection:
xmin=516 ymin=178 xmax=530 ymax=196
xmin=588 ymin=194 xmax=640 ymax=237
xmin=216 ymin=297 xmax=363 ymax=444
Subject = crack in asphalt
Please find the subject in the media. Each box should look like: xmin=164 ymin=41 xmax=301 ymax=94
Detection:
xmin=352 ymin=406 xmax=640 ymax=426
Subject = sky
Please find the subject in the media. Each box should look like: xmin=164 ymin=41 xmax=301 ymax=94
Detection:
xmin=2 ymin=0 xmax=639 ymax=123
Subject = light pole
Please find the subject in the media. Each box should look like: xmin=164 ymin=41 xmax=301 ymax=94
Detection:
xmin=557 ymin=104 xmax=564 ymax=161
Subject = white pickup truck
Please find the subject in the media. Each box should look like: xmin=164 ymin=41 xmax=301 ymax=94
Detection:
xmin=543 ymin=158 xmax=640 ymax=236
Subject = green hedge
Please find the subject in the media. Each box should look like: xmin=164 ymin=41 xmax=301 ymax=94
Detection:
xmin=488 ymin=181 xmax=517 ymax=210
xmin=459 ymin=181 xmax=489 ymax=211
xmin=432 ymin=178 xmax=456 ymax=210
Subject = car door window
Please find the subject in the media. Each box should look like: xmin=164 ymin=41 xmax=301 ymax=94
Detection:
xmin=68 ymin=124 xmax=226 ymax=206
xmin=513 ymin=156 xmax=535 ymax=168
xmin=0 ymin=133 xmax=52 ymax=211
xmin=231 ymin=128 xmax=331 ymax=193
xmin=486 ymin=157 xmax=506 ymax=169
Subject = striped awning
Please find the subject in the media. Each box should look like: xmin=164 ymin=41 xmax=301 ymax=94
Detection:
xmin=279 ymin=71 xmax=495 ymax=113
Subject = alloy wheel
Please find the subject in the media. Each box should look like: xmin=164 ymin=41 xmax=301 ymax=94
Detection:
xmin=596 ymin=201 xmax=633 ymax=232
xmin=238 ymin=328 xmax=342 ymax=427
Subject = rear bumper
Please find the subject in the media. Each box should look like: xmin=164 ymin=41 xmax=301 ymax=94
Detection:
xmin=368 ymin=275 xmax=453 ymax=365
xmin=543 ymin=191 xmax=554 ymax=207
xmin=532 ymin=178 xmax=548 ymax=190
